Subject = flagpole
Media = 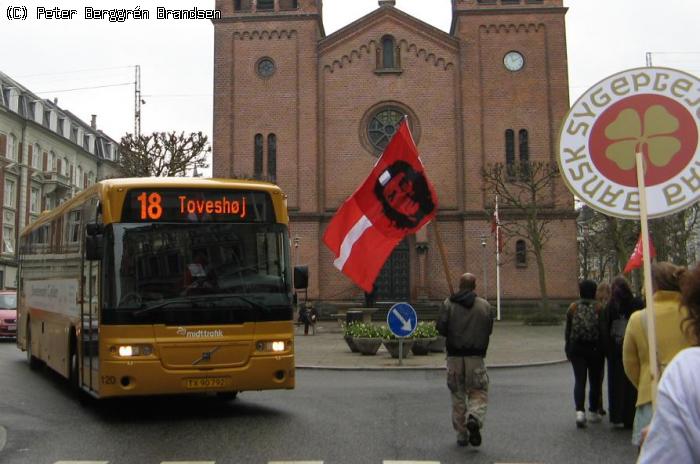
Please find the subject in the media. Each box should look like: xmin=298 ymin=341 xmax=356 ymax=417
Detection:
xmin=495 ymin=195 xmax=501 ymax=321
xmin=636 ymin=152 xmax=659 ymax=408
xmin=433 ymin=220 xmax=454 ymax=296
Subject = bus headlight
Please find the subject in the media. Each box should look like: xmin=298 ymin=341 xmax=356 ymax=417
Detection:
xmin=256 ymin=340 xmax=289 ymax=352
xmin=111 ymin=344 xmax=154 ymax=357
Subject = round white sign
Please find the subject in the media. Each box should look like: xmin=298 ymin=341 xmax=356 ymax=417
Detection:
xmin=558 ymin=67 xmax=700 ymax=219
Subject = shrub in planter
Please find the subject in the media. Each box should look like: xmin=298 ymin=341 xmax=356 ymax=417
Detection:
xmin=411 ymin=321 xmax=438 ymax=355
xmin=343 ymin=322 xmax=360 ymax=353
xmin=348 ymin=322 xmax=383 ymax=355
xmin=380 ymin=326 xmax=414 ymax=358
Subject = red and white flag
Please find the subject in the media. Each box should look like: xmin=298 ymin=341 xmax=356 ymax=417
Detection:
xmin=322 ymin=119 xmax=438 ymax=292
xmin=623 ymin=233 xmax=657 ymax=274
xmin=491 ymin=197 xmax=504 ymax=253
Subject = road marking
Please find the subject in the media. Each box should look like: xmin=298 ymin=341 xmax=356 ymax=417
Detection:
xmin=268 ymin=462 xmax=324 ymax=464
xmin=54 ymin=461 xmax=109 ymax=464
xmin=161 ymin=462 xmax=216 ymax=464
xmin=383 ymin=461 xmax=441 ymax=464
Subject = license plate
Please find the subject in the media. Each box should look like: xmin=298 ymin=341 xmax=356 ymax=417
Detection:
xmin=7 ymin=325 xmax=15 ymax=331
xmin=184 ymin=376 xmax=228 ymax=389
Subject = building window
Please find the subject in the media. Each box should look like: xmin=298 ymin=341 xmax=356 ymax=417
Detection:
xmin=367 ymin=107 xmax=403 ymax=153
xmin=516 ymin=240 xmax=527 ymax=266
xmin=376 ymin=35 xmax=401 ymax=72
xmin=7 ymin=134 xmax=16 ymax=161
xmin=519 ymin=129 xmax=529 ymax=163
xmin=31 ymin=144 xmax=41 ymax=169
xmin=77 ymin=166 xmax=83 ymax=188
xmin=254 ymin=134 xmax=263 ymax=178
xmin=505 ymin=129 xmax=515 ymax=167
xmin=267 ymin=134 xmax=276 ymax=181
xmin=234 ymin=0 xmax=252 ymax=11
xmin=57 ymin=118 xmax=65 ymax=136
xmin=63 ymin=157 xmax=69 ymax=176
xmin=279 ymin=0 xmax=298 ymax=9
xmin=67 ymin=210 xmax=81 ymax=243
xmin=3 ymin=225 xmax=14 ymax=253
xmin=30 ymin=187 xmax=40 ymax=213
xmin=256 ymin=57 xmax=276 ymax=79
xmin=4 ymin=179 xmax=15 ymax=208
xmin=43 ymin=110 xmax=50 ymax=127
xmin=257 ymin=0 xmax=274 ymax=10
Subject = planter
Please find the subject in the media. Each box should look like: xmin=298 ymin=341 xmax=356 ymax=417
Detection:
xmin=429 ymin=335 xmax=446 ymax=353
xmin=411 ymin=337 xmax=436 ymax=356
xmin=344 ymin=334 xmax=359 ymax=353
xmin=382 ymin=339 xmax=414 ymax=358
xmin=353 ymin=338 xmax=382 ymax=356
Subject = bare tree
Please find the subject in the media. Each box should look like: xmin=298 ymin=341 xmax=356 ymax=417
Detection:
xmin=482 ymin=161 xmax=561 ymax=311
xmin=119 ymin=131 xmax=210 ymax=177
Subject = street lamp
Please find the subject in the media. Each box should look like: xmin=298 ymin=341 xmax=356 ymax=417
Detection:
xmin=480 ymin=235 xmax=487 ymax=299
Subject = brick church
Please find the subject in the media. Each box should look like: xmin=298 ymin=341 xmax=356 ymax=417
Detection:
xmin=212 ymin=0 xmax=578 ymax=305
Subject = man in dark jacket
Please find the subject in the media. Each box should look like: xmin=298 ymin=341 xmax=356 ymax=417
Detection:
xmin=436 ymin=273 xmax=493 ymax=447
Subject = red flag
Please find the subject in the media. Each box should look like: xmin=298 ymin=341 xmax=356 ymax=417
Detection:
xmin=323 ymin=119 xmax=438 ymax=292
xmin=491 ymin=202 xmax=504 ymax=253
xmin=623 ymin=233 xmax=657 ymax=274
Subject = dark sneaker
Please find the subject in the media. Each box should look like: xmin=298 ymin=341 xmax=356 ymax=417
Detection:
xmin=457 ymin=433 xmax=469 ymax=447
xmin=466 ymin=416 xmax=482 ymax=447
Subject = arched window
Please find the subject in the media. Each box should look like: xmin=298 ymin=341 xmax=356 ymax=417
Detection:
xmin=267 ymin=134 xmax=276 ymax=181
xmin=516 ymin=240 xmax=527 ymax=266
xmin=505 ymin=129 xmax=515 ymax=166
xmin=519 ymin=129 xmax=529 ymax=163
xmin=382 ymin=36 xmax=396 ymax=69
xmin=254 ymin=134 xmax=263 ymax=179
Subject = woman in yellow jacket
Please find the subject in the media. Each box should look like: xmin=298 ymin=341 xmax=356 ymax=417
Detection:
xmin=623 ymin=262 xmax=693 ymax=448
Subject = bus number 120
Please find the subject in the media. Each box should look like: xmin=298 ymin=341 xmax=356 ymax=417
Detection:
xmin=137 ymin=192 xmax=163 ymax=220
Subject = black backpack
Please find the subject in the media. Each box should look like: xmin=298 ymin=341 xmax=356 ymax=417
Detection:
xmin=570 ymin=300 xmax=600 ymax=343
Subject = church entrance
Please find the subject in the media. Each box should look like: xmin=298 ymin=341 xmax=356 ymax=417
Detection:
xmin=375 ymin=238 xmax=410 ymax=302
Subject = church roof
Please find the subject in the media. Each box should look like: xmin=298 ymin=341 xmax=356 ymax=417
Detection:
xmin=319 ymin=4 xmax=458 ymax=55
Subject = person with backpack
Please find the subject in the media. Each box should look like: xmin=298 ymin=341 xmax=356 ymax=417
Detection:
xmin=623 ymin=262 xmax=693 ymax=449
xmin=565 ymin=279 xmax=606 ymax=428
xmin=604 ymin=276 xmax=643 ymax=429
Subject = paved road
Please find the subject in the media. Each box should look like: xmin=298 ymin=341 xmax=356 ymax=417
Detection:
xmin=0 ymin=341 xmax=637 ymax=464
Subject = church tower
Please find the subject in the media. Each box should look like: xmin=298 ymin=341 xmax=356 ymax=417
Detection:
xmin=212 ymin=0 xmax=323 ymax=214
xmin=451 ymin=0 xmax=570 ymax=210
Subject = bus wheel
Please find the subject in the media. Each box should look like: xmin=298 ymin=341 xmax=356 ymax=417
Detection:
xmin=69 ymin=337 xmax=79 ymax=392
xmin=216 ymin=391 xmax=238 ymax=401
xmin=26 ymin=324 xmax=41 ymax=370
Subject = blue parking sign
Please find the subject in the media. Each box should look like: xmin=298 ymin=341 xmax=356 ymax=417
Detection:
xmin=387 ymin=302 xmax=417 ymax=338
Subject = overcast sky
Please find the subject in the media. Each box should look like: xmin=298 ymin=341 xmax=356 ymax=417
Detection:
xmin=2 ymin=0 xmax=699 ymax=176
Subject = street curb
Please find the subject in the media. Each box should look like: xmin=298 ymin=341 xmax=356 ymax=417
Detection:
xmin=0 ymin=425 xmax=7 ymax=453
xmin=296 ymin=358 xmax=568 ymax=371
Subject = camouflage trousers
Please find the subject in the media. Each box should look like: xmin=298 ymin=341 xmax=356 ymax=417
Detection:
xmin=446 ymin=356 xmax=489 ymax=436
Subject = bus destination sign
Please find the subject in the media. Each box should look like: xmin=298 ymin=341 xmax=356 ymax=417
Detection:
xmin=122 ymin=189 xmax=274 ymax=223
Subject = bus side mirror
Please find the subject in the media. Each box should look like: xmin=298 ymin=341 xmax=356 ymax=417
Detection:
xmin=293 ymin=265 xmax=308 ymax=290
xmin=85 ymin=235 xmax=103 ymax=261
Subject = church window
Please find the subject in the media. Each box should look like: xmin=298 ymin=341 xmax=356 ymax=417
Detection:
xmin=368 ymin=107 xmax=403 ymax=153
xmin=256 ymin=57 xmax=276 ymax=78
xmin=516 ymin=240 xmax=527 ymax=266
xmin=254 ymin=134 xmax=263 ymax=178
xmin=376 ymin=35 xmax=401 ymax=72
xmin=519 ymin=129 xmax=529 ymax=163
xmin=505 ymin=129 xmax=515 ymax=167
xmin=235 ymin=0 xmax=252 ymax=11
xmin=267 ymin=134 xmax=276 ymax=181
xmin=257 ymin=0 xmax=274 ymax=10
xmin=279 ymin=0 xmax=298 ymax=9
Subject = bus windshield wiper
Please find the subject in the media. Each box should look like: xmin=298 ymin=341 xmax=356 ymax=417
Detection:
xmin=132 ymin=298 xmax=194 ymax=317
xmin=131 ymin=293 xmax=271 ymax=317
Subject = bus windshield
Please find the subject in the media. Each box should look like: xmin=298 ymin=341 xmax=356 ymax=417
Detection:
xmin=102 ymin=222 xmax=292 ymax=325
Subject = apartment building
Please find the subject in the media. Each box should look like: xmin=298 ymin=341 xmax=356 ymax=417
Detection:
xmin=0 ymin=70 xmax=123 ymax=288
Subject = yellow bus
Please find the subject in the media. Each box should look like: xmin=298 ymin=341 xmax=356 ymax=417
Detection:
xmin=16 ymin=178 xmax=295 ymax=399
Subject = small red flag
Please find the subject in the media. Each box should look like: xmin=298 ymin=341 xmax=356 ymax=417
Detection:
xmin=623 ymin=233 xmax=657 ymax=274
xmin=322 ymin=119 xmax=438 ymax=292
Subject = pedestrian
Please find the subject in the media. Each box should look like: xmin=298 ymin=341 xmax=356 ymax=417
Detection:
xmin=604 ymin=276 xmax=643 ymax=428
xmin=637 ymin=263 xmax=700 ymax=463
xmin=623 ymin=262 xmax=693 ymax=449
xmin=436 ymin=273 xmax=493 ymax=448
xmin=595 ymin=281 xmax=611 ymax=417
xmin=565 ymin=279 xmax=605 ymax=428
